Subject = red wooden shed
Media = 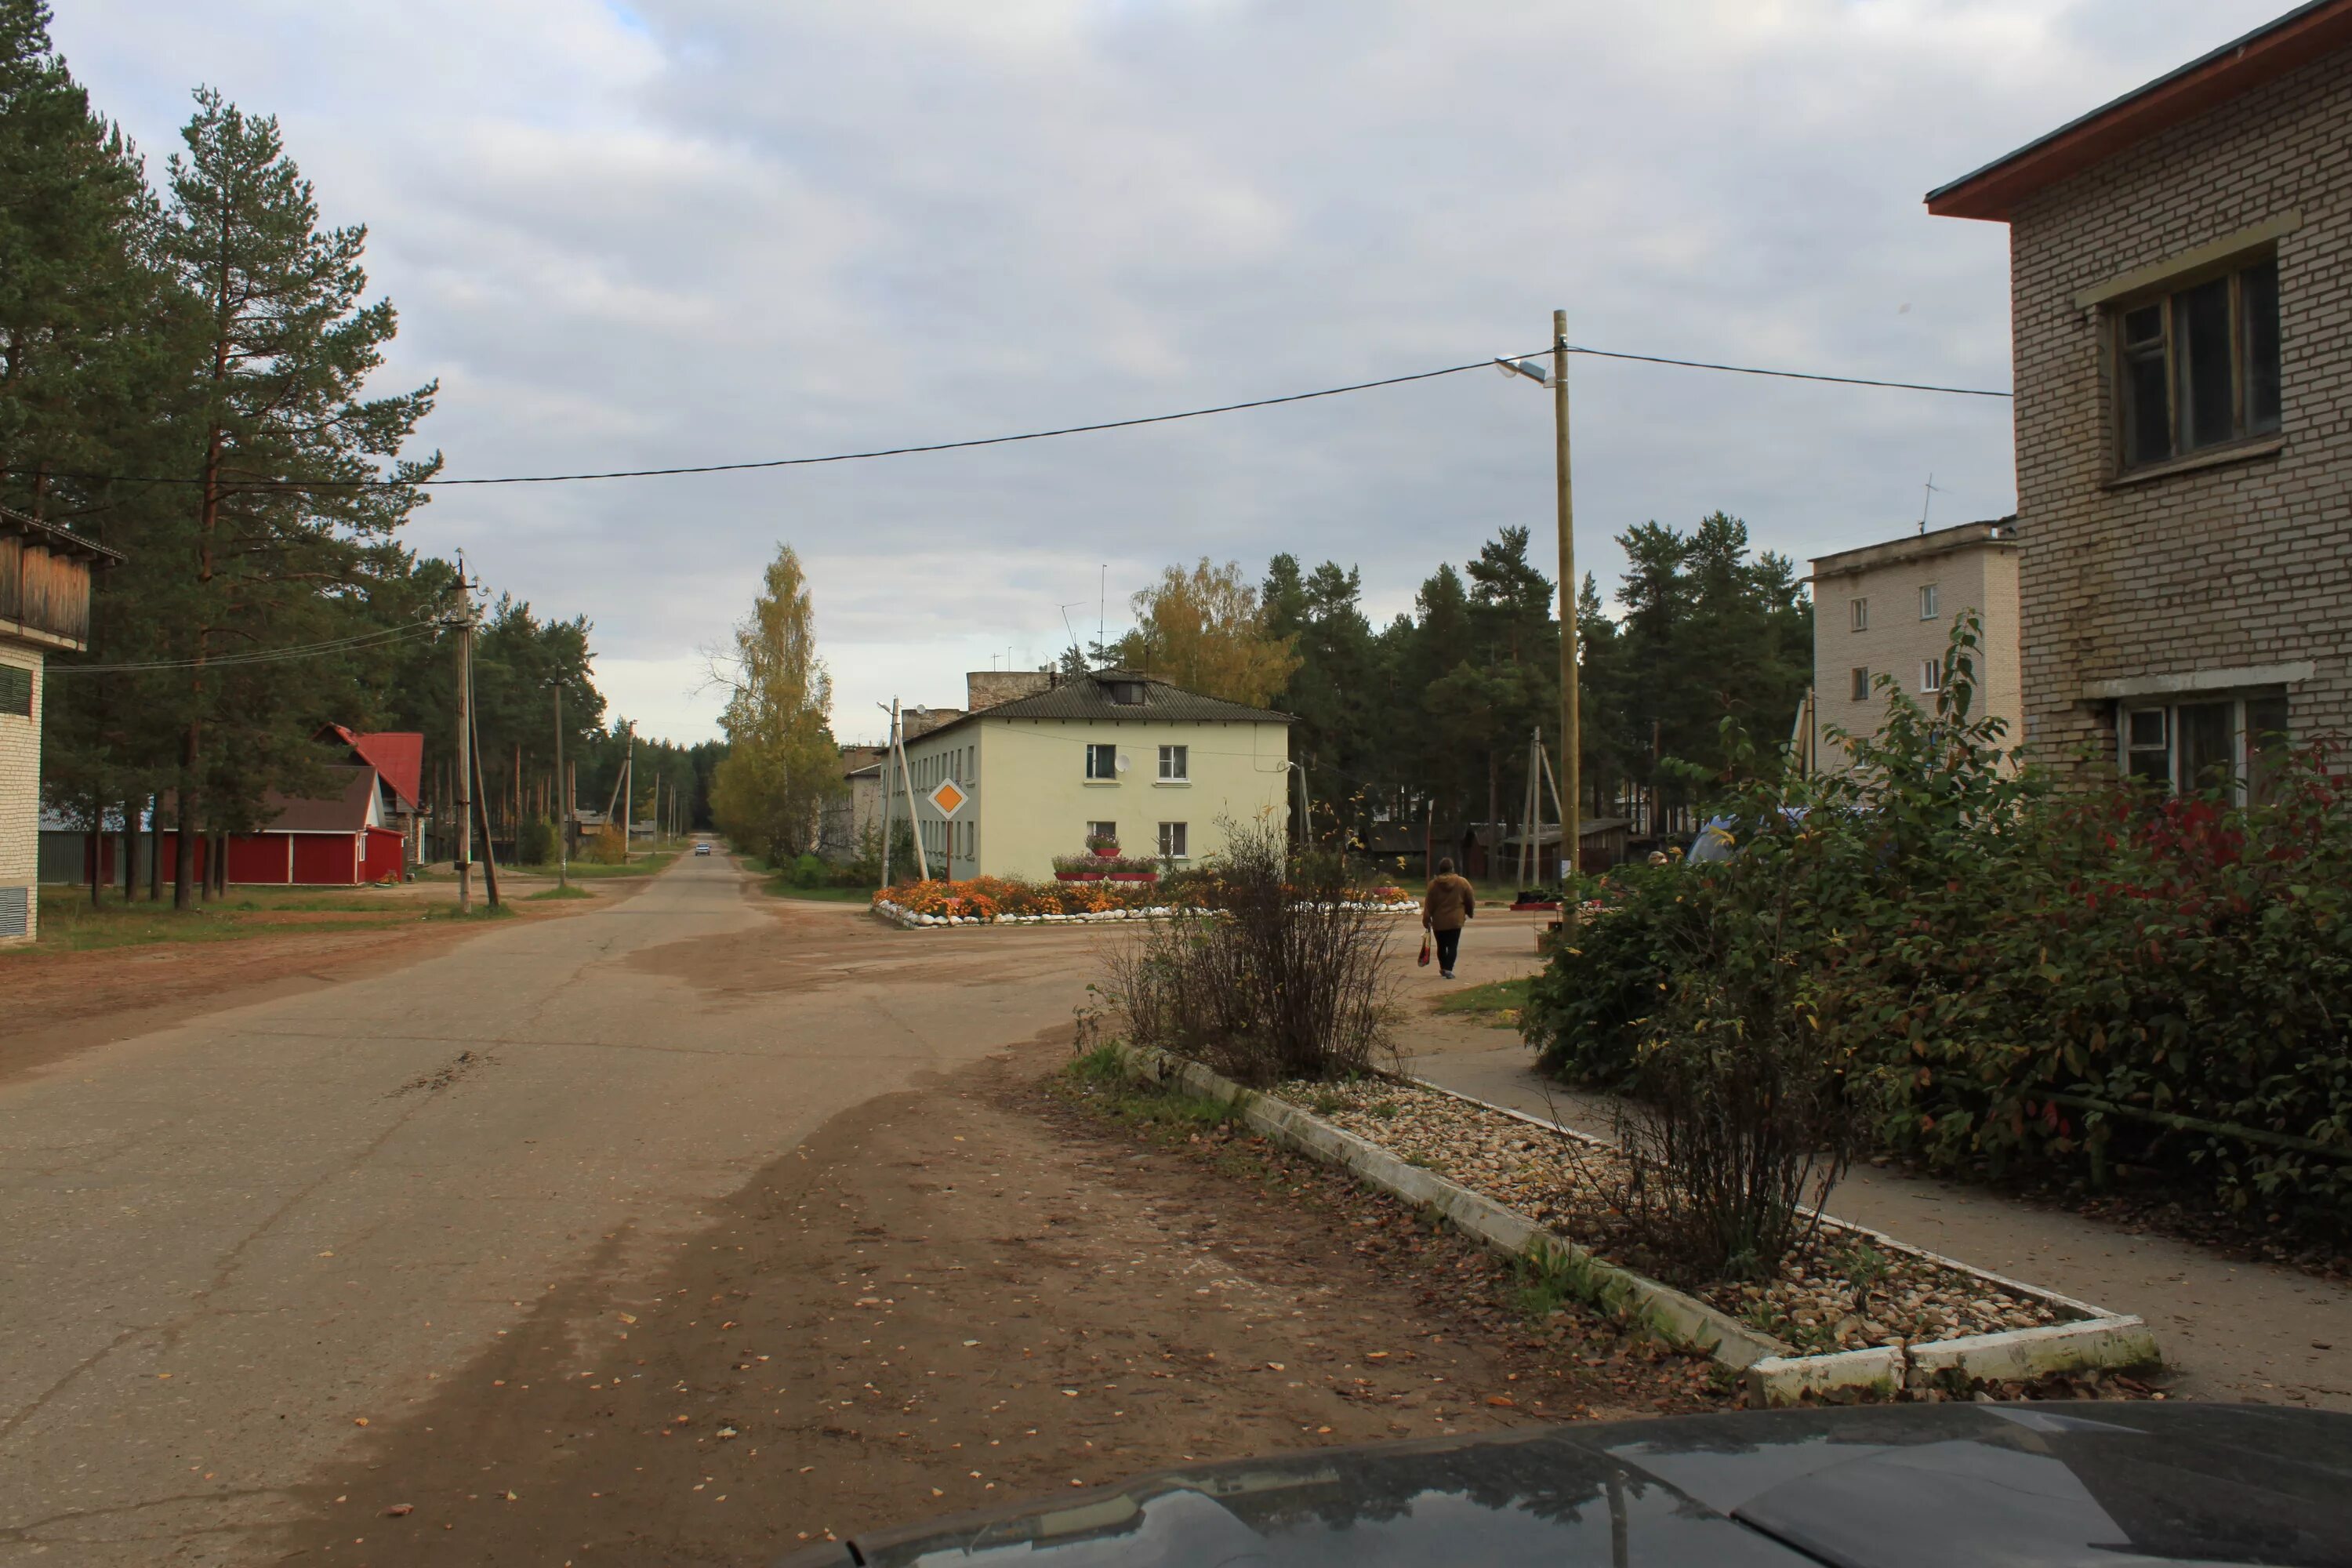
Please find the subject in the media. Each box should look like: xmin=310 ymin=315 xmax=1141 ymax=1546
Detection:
xmin=156 ymin=764 xmax=406 ymax=887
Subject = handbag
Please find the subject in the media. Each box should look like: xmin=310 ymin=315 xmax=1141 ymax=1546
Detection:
xmin=1417 ymin=932 xmax=1432 ymax=967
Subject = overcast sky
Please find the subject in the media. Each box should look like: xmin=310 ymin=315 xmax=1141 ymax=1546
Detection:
xmin=60 ymin=0 xmax=2285 ymax=744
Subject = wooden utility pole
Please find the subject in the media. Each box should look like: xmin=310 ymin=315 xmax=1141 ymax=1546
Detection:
xmin=1552 ymin=308 xmax=1581 ymax=896
xmin=469 ymin=662 xmax=501 ymax=909
xmin=453 ymin=574 xmax=474 ymax=913
xmin=620 ymin=730 xmax=634 ymax=862
xmin=892 ymin=701 xmax=928 ymax=880
xmin=878 ymin=702 xmax=897 ymax=889
xmin=553 ymin=685 xmax=568 ymax=891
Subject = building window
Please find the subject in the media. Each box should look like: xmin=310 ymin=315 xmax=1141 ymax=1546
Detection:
xmin=2115 ymin=255 xmax=2281 ymax=470
xmin=1849 ymin=667 xmax=1870 ymax=703
xmin=1920 ymin=659 xmax=1943 ymax=694
xmin=1158 ymin=821 xmax=1189 ymax=860
xmin=1085 ymin=742 xmax=1117 ymax=780
xmin=1849 ymin=597 xmax=1868 ymax=632
xmin=1158 ymin=744 xmax=1188 ymax=781
xmin=0 ymin=662 xmax=30 ymax=717
xmin=1087 ymin=820 xmax=1116 ymax=843
xmin=2120 ymin=694 xmax=2290 ymax=802
xmin=1109 ymin=680 xmax=1146 ymax=706
xmin=1918 ymin=584 xmax=1939 ymax=621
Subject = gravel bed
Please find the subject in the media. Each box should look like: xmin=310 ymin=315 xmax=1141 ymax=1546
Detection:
xmin=1279 ymin=1078 xmax=2082 ymax=1353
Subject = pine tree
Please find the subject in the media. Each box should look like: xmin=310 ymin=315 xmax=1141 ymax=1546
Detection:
xmin=154 ymin=89 xmax=440 ymax=906
xmin=1 ymin=1 xmax=191 ymax=867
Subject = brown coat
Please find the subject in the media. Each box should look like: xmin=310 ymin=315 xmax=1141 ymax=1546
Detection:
xmin=1421 ymin=873 xmax=1475 ymax=932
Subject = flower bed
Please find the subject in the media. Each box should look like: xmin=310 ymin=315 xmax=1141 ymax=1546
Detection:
xmin=1280 ymin=1077 xmax=2084 ymax=1354
xmin=871 ymin=875 xmax=1414 ymax=928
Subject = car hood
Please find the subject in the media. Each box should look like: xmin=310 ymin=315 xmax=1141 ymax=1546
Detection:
xmin=772 ymin=1403 xmax=2352 ymax=1568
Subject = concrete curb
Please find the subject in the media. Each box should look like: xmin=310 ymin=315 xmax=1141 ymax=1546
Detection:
xmin=1119 ymin=1046 xmax=1792 ymax=1381
xmin=1116 ymin=1047 xmax=2158 ymax=1406
xmin=1405 ymin=1076 xmax=2161 ymax=1401
xmin=871 ymin=899 xmax=1415 ymax=930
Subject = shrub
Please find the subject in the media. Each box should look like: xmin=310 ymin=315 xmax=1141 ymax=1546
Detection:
xmin=517 ymin=815 xmax=559 ymax=866
xmin=786 ymin=852 xmax=829 ymax=887
xmin=1521 ymin=861 xmax=1697 ymax=1090
xmin=1524 ymin=613 xmax=2352 ymax=1238
xmin=1105 ymin=817 xmax=1395 ymax=1084
xmin=583 ymin=824 xmax=628 ymax=865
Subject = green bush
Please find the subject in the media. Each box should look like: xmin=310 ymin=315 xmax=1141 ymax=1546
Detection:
xmin=1522 ymin=860 xmax=1697 ymax=1090
xmin=1525 ymin=614 xmax=2352 ymax=1236
xmin=517 ymin=815 xmax=559 ymax=866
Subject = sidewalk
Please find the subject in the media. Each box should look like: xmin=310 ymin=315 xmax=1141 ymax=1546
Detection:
xmin=1396 ymin=971 xmax=2352 ymax=1410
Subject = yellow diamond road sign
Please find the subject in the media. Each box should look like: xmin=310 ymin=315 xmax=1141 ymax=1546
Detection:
xmin=927 ymin=778 xmax=969 ymax=818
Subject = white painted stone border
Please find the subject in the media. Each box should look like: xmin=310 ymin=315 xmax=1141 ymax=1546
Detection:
xmin=869 ymin=898 xmax=1415 ymax=930
xmin=1406 ymin=1076 xmax=2159 ymax=1398
xmin=1112 ymin=1046 xmax=2156 ymax=1406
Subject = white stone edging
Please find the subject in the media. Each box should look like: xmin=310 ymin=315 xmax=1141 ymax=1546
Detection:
xmin=1406 ymin=1076 xmax=2158 ymax=1397
xmin=870 ymin=898 xmax=1415 ymax=930
xmin=1116 ymin=1046 xmax=2156 ymax=1406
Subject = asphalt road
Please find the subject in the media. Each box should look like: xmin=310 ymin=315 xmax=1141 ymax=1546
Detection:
xmin=0 ymin=856 xmax=1109 ymax=1565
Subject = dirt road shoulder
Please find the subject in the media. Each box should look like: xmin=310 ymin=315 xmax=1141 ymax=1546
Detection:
xmin=265 ymin=1036 xmax=1729 ymax=1566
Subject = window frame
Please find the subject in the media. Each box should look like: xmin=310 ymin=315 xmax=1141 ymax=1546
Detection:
xmin=1849 ymin=597 xmax=1868 ymax=633
xmin=1158 ymin=821 xmax=1189 ymax=861
xmin=1849 ymin=666 xmax=1870 ymax=703
xmin=1083 ymin=742 xmax=1118 ymax=781
xmin=2110 ymin=252 xmax=2282 ymax=473
xmin=1919 ymin=658 xmax=1943 ymax=695
xmin=1157 ymin=743 xmax=1188 ymax=782
xmin=1918 ymin=584 xmax=1939 ymax=622
xmin=0 ymin=662 xmax=31 ymax=718
xmin=2116 ymin=692 xmax=2291 ymax=804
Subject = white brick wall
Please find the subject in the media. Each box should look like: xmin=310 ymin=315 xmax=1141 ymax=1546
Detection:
xmin=1811 ymin=532 xmax=2023 ymax=767
xmin=2006 ymin=49 xmax=2352 ymax=767
xmin=0 ymin=639 xmax=45 ymax=943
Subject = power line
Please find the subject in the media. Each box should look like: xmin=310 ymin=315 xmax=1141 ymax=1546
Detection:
xmin=39 ymin=339 xmax=2012 ymax=493
xmin=48 ymin=620 xmax=441 ymax=675
xmin=1563 ymin=344 xmax=2013 ymax=399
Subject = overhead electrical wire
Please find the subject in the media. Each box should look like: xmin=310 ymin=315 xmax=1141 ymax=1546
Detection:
xmin=42 ymin=342 xmax=2013 ymax=493
xmin=47 ymin=619 xmax=443 ymax=676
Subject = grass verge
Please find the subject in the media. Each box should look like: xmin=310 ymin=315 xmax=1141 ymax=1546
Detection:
xmin=524 ymin=884 xmax=595 ymax=902
xmin=1433 ymin=976 xmax=1531 ymax=1028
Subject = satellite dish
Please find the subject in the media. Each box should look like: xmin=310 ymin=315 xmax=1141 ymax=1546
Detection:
xmin=1116 ymin=752 xmax=1130 ymax=773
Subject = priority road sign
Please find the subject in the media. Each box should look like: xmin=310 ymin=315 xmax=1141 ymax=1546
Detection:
xmin=927 ymin=778 xmax=969 ymax=818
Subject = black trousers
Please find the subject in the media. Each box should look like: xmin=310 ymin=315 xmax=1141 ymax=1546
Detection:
xmin=1434 ymin=927 xmax=1463 ymax=972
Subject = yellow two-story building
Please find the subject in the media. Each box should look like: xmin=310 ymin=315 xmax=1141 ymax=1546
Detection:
xmin=897 ymin=668 xmax=1292 ymax=881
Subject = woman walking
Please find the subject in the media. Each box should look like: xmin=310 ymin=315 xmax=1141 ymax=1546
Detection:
xmin=1421 ymin=857 xmax=1475 ymax=980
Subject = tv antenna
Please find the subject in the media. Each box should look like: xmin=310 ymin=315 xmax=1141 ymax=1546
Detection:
xmin=1920 ymin=474 xmax=1944 ymax=533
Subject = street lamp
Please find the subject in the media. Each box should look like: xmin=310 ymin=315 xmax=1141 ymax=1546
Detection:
xmin=1496 ymin=312 xmax=1579 ymax=900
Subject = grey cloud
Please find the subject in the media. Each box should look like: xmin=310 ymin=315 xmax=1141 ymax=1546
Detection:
xmin=57 ymin=0 xmax=2290 ymax=739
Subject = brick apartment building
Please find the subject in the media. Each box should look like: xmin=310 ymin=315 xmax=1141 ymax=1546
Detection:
xmin=1928 ymin=0 xmax=2352 ymax=797
xmin=1806 ymin=518 xmax=2022 ymax=771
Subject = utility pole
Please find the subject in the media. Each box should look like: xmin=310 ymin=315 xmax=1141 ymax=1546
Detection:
xmin=553 ymin=684 xmax=568 ymax=891
xmin=1552 ymin=308 xmax=1581 ymax=898
xmin=452 ymin=570 xmax=474 ymax=914
xmin=891 ymin=701 xmax=928 ymax=880
xmin=877 ymin=702 xmax=897 ymax=890
xmin=620 ymin=728 xmax=634 ymax=862
xmin=466 ymin=647 xmax=502 ymax=909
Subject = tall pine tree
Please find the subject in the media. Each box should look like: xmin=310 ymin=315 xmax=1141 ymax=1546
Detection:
xmin=155 ymin=89 xmax=439 ymax=906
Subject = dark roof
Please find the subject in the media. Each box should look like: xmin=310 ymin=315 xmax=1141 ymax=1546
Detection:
xmin=911 ymin=670 xmax=1292 ymax=742
xmin=1926 ymin=0 xmax=2352 ymax=221
xmin=0 ymin=504 xmax=125 ymax=563
xmin=262 ymin=765 xmax=379 ymax=833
